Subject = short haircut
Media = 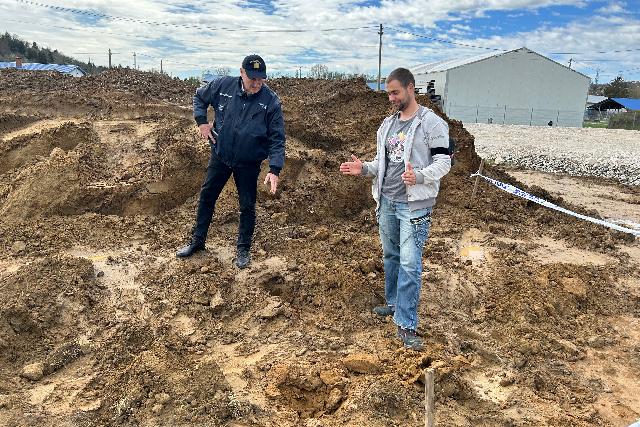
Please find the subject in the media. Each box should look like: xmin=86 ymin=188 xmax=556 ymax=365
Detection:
xmin=386 ymin=68 xmax=415 ymax=88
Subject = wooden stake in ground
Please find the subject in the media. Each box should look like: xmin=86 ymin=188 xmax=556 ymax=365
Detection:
xmin=471 ymin=159 xmax=485 ymax=201
xmin=425 ymin=368 xmax=435 ymax=427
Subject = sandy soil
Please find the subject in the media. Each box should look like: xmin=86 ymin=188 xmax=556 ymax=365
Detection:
xmin=507 ymin=169 xmax=640 ymax=232
xmin=0 ymin=69 xmax=639 ymax=427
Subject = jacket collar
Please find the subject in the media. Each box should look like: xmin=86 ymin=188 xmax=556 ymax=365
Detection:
xmin=237 ymin=77 xmax=264 ymax=99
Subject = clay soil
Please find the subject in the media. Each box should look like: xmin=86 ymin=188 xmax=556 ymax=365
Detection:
xmin=0 ymin=68 xmax=639 ymax=427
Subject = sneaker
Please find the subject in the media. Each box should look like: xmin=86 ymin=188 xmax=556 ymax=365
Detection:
xmin=397 ymin=326 xmax=424 ymax=351
xmin=176 ymin=238 xmax=205 ymax=258
xmin=373 ymin=305 xmax=395 ymax=317
xmin=235 ymin=247 xmax=251 ymax=269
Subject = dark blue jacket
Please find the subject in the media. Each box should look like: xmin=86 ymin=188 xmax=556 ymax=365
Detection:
xmin=193 ymin=76 xmax=285 ymax=175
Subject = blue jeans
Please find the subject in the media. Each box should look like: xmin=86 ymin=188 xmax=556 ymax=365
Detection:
xmin=378 ymin=195 xmax=432 ymax=331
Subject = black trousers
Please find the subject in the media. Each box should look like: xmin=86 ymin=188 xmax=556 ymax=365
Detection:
xmin=193 ymin=151 xmax=261 ymax=250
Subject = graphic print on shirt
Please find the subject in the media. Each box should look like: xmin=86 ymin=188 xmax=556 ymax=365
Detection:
xmin=386 ymin=130 xmax=407 ymax=163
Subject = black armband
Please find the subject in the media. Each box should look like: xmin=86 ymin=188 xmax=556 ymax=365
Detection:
xmin=430 ymin=147 xmax=449 ymax=156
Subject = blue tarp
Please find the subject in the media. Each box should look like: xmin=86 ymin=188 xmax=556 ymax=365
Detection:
xmin=587 ymin=97 xmax=640 ymax=111
xmin=0 ymin=62 xmax=86 ymax=76
xmin=366 ymin=82 xmax=385 ymax=91
xmin=612 ymin=97 xmax=640 ymax=111
xmin=201 ymin=73 xmax=223 ymax=85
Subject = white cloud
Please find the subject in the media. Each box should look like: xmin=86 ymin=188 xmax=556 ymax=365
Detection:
xmin=596 ymin=1 xmax=628 ymax=15
xmin=0 ymin=0 xmax=638 ymax=81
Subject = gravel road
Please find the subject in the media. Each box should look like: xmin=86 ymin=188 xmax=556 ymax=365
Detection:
xmin=465 ymin=123 xmax=640 ymax=185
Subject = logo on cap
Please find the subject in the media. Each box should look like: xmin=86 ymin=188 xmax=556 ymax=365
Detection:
xmin=243 ymin=54 xmax=267 ymax=79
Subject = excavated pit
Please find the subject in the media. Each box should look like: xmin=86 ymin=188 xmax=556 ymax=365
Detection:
xmin=0 ymin=69 xmax=638 ymax=427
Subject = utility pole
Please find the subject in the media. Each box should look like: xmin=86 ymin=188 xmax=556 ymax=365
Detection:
xmin=160 ymin=59 xmax=163 ymax=74
xmin=568 ymin=58 xmax=573 ymax=69
xmin=108 ymin=48 xmax=112 ymax=68
xmin=133 ymin=52 xmax=136 ymax=69
xmin=377 ymin=23 xmax=383 ymax=91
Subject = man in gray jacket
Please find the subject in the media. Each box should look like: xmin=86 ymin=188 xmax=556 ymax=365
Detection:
xmin=340 ymin=68 xmax=451 ymax=350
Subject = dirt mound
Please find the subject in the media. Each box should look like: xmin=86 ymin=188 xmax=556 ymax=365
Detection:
xmin=269 ymin=77 xmax=392 ymax=151
xmin=0 ymin=68 xmax=197 ymax=106
xmin=0 ymin=73 xmax=638 ymax=426
xmin=0 ymin=118 xmax=208 ymax=219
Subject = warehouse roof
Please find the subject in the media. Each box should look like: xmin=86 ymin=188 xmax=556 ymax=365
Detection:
xmin=412 ymin=49 xmax=502 ymax=74
xmin=0 ymin=62 xmax=86 ymax=76
xmin=588 ymin=97 xmax=640 ymax=111
xmin=587 ymin=95 xmax=607 ymax=105
xmin=411 ymin=47 xmax=590 ymax=79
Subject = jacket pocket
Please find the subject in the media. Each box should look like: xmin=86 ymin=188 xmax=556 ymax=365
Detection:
xmin=249 ymin=106 xmax=267 ymax=132
xmin=410 ymin=180 xmax=439 ymax=199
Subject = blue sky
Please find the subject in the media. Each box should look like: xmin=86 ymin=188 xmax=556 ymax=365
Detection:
xmin=1 ymin=0 xmax=639 ymax=83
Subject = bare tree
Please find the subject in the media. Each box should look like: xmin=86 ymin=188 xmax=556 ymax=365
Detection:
xmin=214 ymin=66 xmax=230 ymax=76
xmin=308 ymin=64 xmax=330 ymax=79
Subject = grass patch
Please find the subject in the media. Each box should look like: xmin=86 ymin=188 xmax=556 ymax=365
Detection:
xmin=583 ymin=121 xmax=609 ymax=128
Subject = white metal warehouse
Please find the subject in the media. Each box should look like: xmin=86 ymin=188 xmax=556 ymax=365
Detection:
xmin=411 ymin=47 xmax=591 ymax=127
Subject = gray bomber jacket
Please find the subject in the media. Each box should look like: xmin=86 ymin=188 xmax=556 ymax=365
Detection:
xmin=362 ymin=106 xmax=451 ymax=211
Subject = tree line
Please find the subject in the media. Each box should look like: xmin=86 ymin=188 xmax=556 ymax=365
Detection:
xmin=590 ymin=76 xmax=640 ymax=99
xmin=0 ymin=32 xmax=107 ymax=75
xmin=305 ymin=64 xmax=375 ymax=81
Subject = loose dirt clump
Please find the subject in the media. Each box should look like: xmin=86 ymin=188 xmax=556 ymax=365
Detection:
xmin=0 ymin=256 xmax=102 ymax=383
xmin=0 ymin=69 xmax=638 ymax=427
xmin=0 ymin=113 xmax=42 ymax=135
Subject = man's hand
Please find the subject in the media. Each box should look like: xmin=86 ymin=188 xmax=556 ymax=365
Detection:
xmin=402 ymin=162 xmax=417 ymax=185
xmin=199 ymin=123 xmax=215 ymax=144
xmin=339 ymin=154 xmax=363 ymax=175
xmin=264 ymin=172 xmax=279 ymax=194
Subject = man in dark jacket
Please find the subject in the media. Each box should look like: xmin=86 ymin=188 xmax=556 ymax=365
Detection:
xmin=177 ymin=54 xmax=285 ymax=268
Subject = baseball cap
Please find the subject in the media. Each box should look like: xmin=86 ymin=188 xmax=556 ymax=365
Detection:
xmin=242 ymin=54 xmax=267 ymax=79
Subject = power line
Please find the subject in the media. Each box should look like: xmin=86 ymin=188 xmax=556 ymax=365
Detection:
xmin=550 ymin=48 xmax=640 ymax=54
xmin=14 ymin=0 xmax=374 ymax=33
xmin=4 ymin=18 xmax=378 ymax=55
xmin=571 ymin=60 xmax=598 ymax=73
xmin=388 ymin=25 xmax=640 ymax=58
xmin=618 ymin=66 xmax=640 ymax=73
xmin=386 ymin=26 xmax=506 ymax=51
xmin=135 ymin=52 xmax=204 ymax=68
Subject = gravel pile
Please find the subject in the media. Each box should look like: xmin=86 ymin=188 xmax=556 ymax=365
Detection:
xmin=465 ymin=123 xmax=640 ymax=185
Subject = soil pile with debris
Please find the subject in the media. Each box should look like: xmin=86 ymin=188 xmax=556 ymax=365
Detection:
xmin=0 ymin=69 xmax=639 ymax=427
